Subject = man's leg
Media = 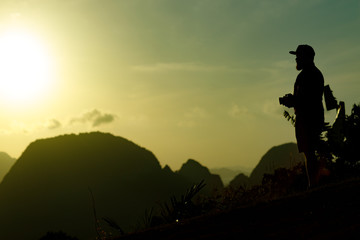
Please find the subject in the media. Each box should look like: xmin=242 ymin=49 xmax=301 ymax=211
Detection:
xmin=304 ymin=150 xmax=319 ymax=188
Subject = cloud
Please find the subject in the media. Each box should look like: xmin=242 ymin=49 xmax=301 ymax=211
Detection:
xmin=0 ymin=129 xmax=11 ymax=135
xmin=70 ymin=109 xmax=116 ymax=127
xmin=92 ymin=113 xmax=115 ymax=127
xmin=45 ymin=119 xmax=62 ymax=130
xmin=262 ymin=100 xmax=285 ymax=118
xmin=177 ymin=107 xmax=208 ymax=128
xmin=228 ymin=104 xmax=251 ymax=119
xmin=0 ymin=118 xmax=62 ymax=135
xmin=9 ymin=121 xmax=33 ymax=134
xmin=132 ymin=62 xmax=245 ymax=73
xmin=0 ymin=121 xmax=37 ymax=135
xmin=0 ymin=109 xmax=116 ymax=136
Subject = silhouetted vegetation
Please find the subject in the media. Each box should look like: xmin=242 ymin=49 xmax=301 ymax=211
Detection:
xmin=285 ymin=103 xmax=360 ymax=180
xmin=189 ymin=164 xmax=306 ymax=214
xmin=90 ymin=180 xmax=207 ymax=239
xmin=319 ymin=103 xmax=360 ymax=179
xmin=159 ymin=180 xmax=206 ymax=224
xmin=38 ymin=231 xmax=78 ymax=240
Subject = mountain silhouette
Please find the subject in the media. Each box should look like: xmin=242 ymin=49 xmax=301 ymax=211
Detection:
xmin=229 ymin=173 xmax=250 ymax=188
xmin=0 ymin=152 xmax=15 ymax=183
xmin=0 ymin=132 xmax=197 ymax=240
xmin=228 ymin=143 xmax=303 ymax=187
xmin=248 ymin=143 xmax=304 ymax=185
xmin=176 ymin=159 xmax=224 ymax=193
xmin=210 ymin=167 xmax=248 ymax=186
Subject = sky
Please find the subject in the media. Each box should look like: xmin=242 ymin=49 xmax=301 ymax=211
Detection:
xmin=0 ymin=0 xmax=359 ymax=171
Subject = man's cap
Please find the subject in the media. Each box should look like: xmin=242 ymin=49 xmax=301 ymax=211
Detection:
xmin=289 ymin=44 xmax=315 ymax=58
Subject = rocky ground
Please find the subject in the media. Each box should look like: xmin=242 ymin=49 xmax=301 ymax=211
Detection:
xmin=116 ymin=178 xmax=360 ymax=239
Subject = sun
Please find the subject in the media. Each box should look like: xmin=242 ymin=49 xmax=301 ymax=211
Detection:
xmin=0 ymin=29 xmax=55 ymax=106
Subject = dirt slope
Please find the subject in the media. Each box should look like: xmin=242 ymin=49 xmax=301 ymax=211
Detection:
xmin=118 ymin=178 xmax=360 ymax=239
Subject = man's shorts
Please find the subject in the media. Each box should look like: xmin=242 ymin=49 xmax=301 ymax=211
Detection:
xmin=295 ymin=119 xmax=322 ymax=153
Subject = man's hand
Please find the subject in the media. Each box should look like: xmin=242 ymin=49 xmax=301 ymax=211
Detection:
xmin=279 ymin=93 xmax=295 ymax=108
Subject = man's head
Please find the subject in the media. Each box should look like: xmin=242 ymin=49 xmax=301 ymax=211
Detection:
xmin=289 ymin=45 xmax=315 ymax=70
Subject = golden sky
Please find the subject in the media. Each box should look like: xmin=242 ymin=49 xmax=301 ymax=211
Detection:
xmin=0 ymin=0 xmax=359 ymax=170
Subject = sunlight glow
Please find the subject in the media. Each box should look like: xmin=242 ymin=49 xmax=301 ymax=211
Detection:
xmin=0 ymin=29 xmax=55 ymax=105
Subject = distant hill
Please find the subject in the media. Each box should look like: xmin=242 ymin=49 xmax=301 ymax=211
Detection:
xmin=229 ymin=173 xmax=250 ymax=188
xmin=210 ymin=168 xmax=247 ymax=186
xmin=0 ymin=135 xmax=304 ymax=239
xmin=177 ymin=159 xmax=224 ymax=193
xmin=249 ymin=143 xmax=304 ymax=185
xmin=0 ymin=152 xmax=16 ymax=183
xmin=228 ymin=143 xmax=304 ymax=187
xmin=0 ymin=132 xmax=200 ymax=240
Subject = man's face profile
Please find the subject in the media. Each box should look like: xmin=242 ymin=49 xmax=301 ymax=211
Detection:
xmin=295 ymin=50 xmax=314 ymax=71
xmin=296 ymin=56 xmax=303 ymax=71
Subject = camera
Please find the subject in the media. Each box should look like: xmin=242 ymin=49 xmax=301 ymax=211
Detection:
xmin=279 ymin=93 xmax=294 ymax=107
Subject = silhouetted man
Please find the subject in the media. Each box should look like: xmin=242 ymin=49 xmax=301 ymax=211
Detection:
xmin=280 ymin=44 xmax=325 ymax=187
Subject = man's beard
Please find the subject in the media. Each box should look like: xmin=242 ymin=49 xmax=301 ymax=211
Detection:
xmin=296 ymin=63 xmax=303 ymax=71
